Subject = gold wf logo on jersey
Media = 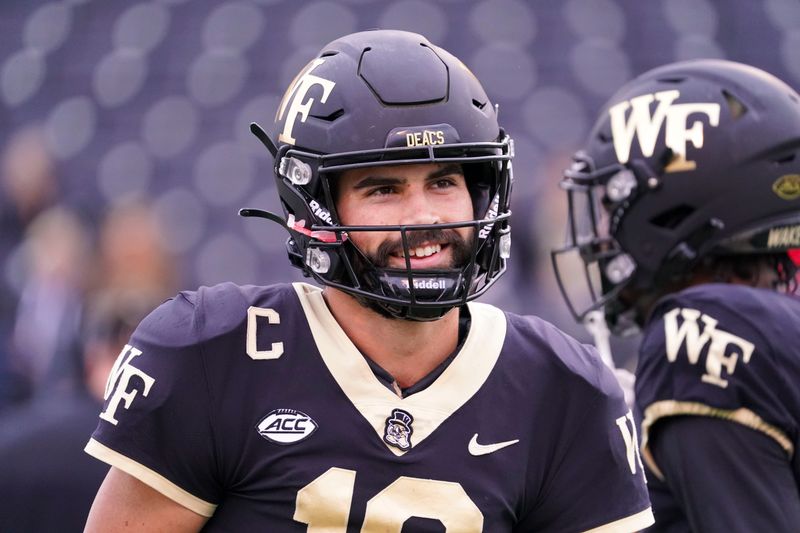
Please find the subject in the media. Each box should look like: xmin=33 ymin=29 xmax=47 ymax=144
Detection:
xmin=609 ymin=90 xmax=720 ymax=172
xmin=663 ymin=308 xmax=754 ymax=388
xmin=277 ymin=58 xmax=336 ymax=145
xmin=100 ymin=344 xmax=155 ymax=425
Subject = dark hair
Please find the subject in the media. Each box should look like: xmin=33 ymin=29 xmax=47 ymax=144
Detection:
xmin=696 ymin=252 xmax=798 ymax=293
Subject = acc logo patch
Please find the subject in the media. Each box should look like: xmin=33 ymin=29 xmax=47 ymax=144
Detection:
xmin=256 ymin=408 xmax=318 ymax=444
xmin=772 ymin=174 xmax=800 ymax=200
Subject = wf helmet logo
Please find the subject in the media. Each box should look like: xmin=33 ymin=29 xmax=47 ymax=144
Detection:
xmin=276 ymin=58 xmax=336 ymax=145
xmin=608 ymin=90 xmax=720 ymax=172
xmin=663 ymin=308 xmax=755 ymax=388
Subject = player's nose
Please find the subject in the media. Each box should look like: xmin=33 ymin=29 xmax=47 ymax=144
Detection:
xmin=399 ymin=189 xmax=441 ymax=226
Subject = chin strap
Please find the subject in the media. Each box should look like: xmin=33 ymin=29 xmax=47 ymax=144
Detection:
xmin=584 ymin=310 xmax=635 ymax=409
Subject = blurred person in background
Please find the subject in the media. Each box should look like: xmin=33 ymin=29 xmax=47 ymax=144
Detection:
xmin=552 ymin=59 xmax=800 ymax=532
xmin=0 ymin=128 xmax=59 ymax=409
xmin=90 ymin=200 xmax=178 ymax=306
xmin=7 ymin=206 xmax=90 ymax=404
xmin=0 ymin=291 xmax=157 ymax=532
xmin=0 ymin=127 xmax=58 ymax=259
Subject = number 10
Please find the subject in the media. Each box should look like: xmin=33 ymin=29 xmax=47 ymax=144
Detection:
xmin=294 ymin=467 xmax=483 ymax=531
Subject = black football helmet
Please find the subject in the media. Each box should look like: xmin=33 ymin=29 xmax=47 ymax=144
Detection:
xmin=552 ymin=59 xmax=800 ymax=334
xmin=243 ymin=30 xmax=513 ymax=320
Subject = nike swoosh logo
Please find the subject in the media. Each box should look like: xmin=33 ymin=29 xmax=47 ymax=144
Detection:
xmin=468 ymin=433 xmax=520 ymax=456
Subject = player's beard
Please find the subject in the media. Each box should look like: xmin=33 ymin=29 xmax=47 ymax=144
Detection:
xmin=347 ymin=228 xmax=475 ymax=319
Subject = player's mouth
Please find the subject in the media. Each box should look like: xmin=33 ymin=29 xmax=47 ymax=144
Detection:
xmin=368 ymin=228 xmax=471 ymax=270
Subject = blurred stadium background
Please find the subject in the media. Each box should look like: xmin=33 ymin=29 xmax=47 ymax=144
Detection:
xmin=1 ymin=0 xmax=799 ymax=529
xmin=3 ymin=0 xmax=799 ymax=315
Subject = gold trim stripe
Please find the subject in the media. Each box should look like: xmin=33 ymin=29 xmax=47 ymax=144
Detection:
xmin=641 ymin=400 xmax=794 ymax=480
xmin=581 ymin=507 xmax=655 ymax=533
xmin=84 ymin=438 xmax=217 ymax=517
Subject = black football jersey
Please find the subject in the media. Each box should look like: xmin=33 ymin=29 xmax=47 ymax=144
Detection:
xmin=636 ymin=283 xmax=800 ymax=482
xmin=87 ymin=282 xmax=652 ymax=532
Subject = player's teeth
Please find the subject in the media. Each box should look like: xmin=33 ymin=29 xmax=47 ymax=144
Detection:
xmin=407 ymin=244 xmax=442 ymax=258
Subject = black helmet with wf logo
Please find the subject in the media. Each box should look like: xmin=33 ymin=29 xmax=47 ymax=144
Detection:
xmin=552 ymin=59 xmax=800 ymax=333
xmin=243 ymin=30 xmax=513 ymax=321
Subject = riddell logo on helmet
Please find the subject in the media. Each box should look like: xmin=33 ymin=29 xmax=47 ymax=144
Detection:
xmin=400 ymin=278 xmax=446 ymax=290
xmin=608 ymin=90 xmax=720 ymax=172
xmin=276 ymin=58 xmax=336 ymax=145
xmin=478 ymin=194 xmax=501 ymax=239
xmin=309 ymin=200 xmax=333 ymax=224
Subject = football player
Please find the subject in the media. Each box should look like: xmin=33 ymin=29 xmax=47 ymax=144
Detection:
xmin=552 ymin=59 xmax=800 ymax=532
xmin=84 ymin=30 xmax=653 ymax=531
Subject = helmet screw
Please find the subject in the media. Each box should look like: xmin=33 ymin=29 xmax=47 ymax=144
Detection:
xmin=280 ymin=157 xmax=313 ymax=185
xmin=607 ymin=169 xmax=637 ymax=202
xmin=604 ymin=253 xmax=636 ymax=284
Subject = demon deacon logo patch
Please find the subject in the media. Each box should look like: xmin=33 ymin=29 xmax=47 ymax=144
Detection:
xmin=256 ymin=409 xmax=318 ymax=444
xmin=383 ymin=408 xmax=414 ymax=451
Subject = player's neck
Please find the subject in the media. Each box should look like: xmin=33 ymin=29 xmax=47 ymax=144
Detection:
xmin=323 ymin=287 xmax=460 ymax=389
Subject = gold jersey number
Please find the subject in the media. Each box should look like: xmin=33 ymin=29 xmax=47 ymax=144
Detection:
xmin=295 ymin=467 xmax=484 ymax=531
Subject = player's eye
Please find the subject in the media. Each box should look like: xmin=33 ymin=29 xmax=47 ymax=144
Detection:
xmin=431 ymin=177 xmax=458 ymax=189
xmin=367 ymin=185 xmax=396 ymax=197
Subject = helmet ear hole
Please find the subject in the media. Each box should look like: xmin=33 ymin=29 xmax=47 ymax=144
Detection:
xmin=472 ymin=99 xmax=487 ymax=110
xmin=656 ymin=76 xmax=686 ymax=84
xmin=312 ymin=108 xmax=345 ymax=123
xmin=722 ymin=89 xmax=748 ymax=119
xmin=597 ymin=130 xmax=612 ymax=144
xmin=773 ymin=152 xmax=796 ymax=165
